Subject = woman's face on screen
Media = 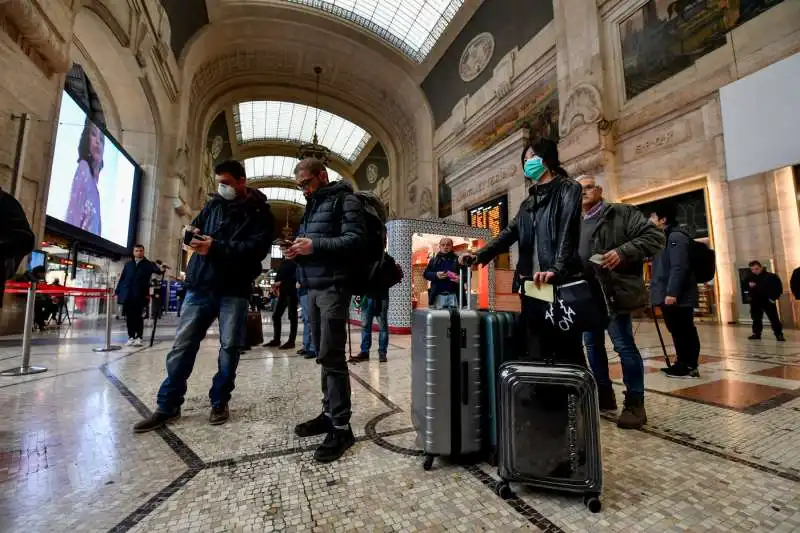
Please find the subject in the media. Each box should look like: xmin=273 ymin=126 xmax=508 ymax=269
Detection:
xmin=89 ymin=125 xmax=104 ymax=164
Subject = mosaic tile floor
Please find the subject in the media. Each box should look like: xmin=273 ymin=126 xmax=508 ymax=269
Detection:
xmin=0 ymin=314 xmax=798 ymax=532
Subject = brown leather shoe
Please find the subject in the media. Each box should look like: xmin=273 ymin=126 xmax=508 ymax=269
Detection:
xmin=617 ymin=392 xmax=646 ymax=430
xmin=209 ymin=405 xmax=229 ymax=425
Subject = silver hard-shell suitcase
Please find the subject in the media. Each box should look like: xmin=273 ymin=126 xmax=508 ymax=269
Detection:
xmin=411 ymin=268 xmax=482 ymax=470
xmin=494 ymin=361 xmax=603 ymax=512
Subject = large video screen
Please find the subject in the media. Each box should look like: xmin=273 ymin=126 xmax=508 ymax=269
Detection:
xmin=46 ymin=91 xmax=139 ymax=249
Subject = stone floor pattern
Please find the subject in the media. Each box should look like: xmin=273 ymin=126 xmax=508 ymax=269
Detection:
xmin=1 ymin=315 xmax=799 ymax=532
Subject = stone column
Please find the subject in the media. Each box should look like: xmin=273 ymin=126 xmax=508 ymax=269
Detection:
xmin=552 ymin=0 xmax=618 ymax=194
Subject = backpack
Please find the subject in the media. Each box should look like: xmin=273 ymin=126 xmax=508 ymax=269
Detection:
xmin=672 ymin=229 xmax=716 ymax=283
xmin=334 ymin=191 xmax=402 ymax=296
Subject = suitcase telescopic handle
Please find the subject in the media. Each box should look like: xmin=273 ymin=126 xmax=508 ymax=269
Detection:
xmin=458 ymin=265 xmax=472 ymax=310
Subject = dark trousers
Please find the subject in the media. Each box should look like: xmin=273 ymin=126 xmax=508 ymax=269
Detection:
xmin=660 ymin=305 xmax=700 ymax=368
xmin=308 ymin=286 xmax=352 ymax=427
xmin=123 ymin=300 xmax=146 ymax=339
xmin=519 ymin=296 xmax=586 ymax=367
xmin=751 ymin=300 xmax=783 ymax=337
xmin=271 ymin=289 xmax=298 ymax=343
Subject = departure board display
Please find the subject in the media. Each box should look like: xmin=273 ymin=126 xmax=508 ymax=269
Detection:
xmin=468 ymin=195 xmax=508 ymax=237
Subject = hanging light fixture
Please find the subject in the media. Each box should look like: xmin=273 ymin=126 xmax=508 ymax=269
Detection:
xmin=297 ymin=66 xmax=331 ymax=164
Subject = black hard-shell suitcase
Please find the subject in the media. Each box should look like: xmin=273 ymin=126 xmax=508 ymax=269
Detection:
xmin=245 ymin=311 xmax=264 ymax=347
xmin=494 ymin=361 xmax=603 ymax=512
xmin=412 ymin=268 xmax=482 ymax=470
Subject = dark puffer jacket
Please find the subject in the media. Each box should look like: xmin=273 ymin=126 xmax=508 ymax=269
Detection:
xmin=649 ymin=224 xmax=697 ymax=308
xmin=476 ymin=176 xmax=583 ymax=291
xmin=747 ymin=271 xmax=783 ymax=304
xmin=295 ymin=181 xmax=366 ymax=291
xmin=185 ymin=188 xmax=274 ymax=298
xmin=0 ymin=189 xmax=35 ymax=307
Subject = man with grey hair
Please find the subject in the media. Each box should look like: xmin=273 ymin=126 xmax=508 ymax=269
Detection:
xmin=577 ymin=174 xmax=665 ymax=429
xmin=285 ymin=157 xmax=366 ymax=463
xmin=423 ymin=237 xmax=461 ymax=308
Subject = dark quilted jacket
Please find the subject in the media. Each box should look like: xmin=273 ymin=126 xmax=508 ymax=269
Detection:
xmin=295 ymin=181 xmax=367 ymax=291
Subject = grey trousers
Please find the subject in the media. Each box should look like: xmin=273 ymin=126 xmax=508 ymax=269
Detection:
xmin=308 ymin=286 xmax=352 ymax=427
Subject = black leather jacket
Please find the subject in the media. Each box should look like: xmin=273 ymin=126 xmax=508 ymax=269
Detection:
xmin=476 ymin=177 xmax=583 ymax=292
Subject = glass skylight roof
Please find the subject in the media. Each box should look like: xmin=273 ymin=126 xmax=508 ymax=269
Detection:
xmin=244 ymin=156 xmax=342 ymax=182
xmin=234 ymin=101 xmax=371 ymax=162
xmin=259 ymin=187 xmax=308 ymax=206
xmin=285 ymin=0 xmax=465 ymax=63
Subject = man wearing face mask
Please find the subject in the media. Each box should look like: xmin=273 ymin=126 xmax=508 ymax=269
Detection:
xmin=133 ymin=160 xmax=274 ymax=433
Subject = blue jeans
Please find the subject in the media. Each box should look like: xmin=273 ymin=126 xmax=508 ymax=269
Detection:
xmin=433 ymin=293 xmax=458 ymax=309
xmin=300 ymin=292 xmax=316 ymax=354
xmin=583 ymin=313 xmax=645 ymax=396
xmin=156 ymin=289 xmax=249 ymax=413
xmin=360 ymin=297 xmax=389 ymax=356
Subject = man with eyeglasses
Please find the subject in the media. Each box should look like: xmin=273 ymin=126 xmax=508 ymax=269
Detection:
xmin=577 ymin=175 xmax=665 ymax=429
xmin=284 ymin=158 xmax=366 ymax=463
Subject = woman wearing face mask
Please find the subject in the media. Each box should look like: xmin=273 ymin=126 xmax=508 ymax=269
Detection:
xmin=460 ymin=138 xmax=585 ymax=365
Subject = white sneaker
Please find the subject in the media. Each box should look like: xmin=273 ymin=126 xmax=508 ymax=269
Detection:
xmin=126 ymin=338 xmax=136 ymax=347
xmin=134 ymin=338 xmax=143 ymax=347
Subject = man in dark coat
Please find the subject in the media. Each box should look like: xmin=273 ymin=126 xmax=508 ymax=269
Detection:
xmin=649 ymin=201 xmax=701 ymax=379
xmin=577 ymin=175 xmax=665 ymax=429
xmin=264 ymin=258 xmax=298 ymax=349
xmin=286 ymin=157 xmax=366 ymax=463
xmin=134 ymin=160 xmax=274 ymax=432
xmin=746 ymin=261 xmax=785 ymax=342
xmin=0 ymin=188 xmax=35 ymax=307
xmin=791 ymin=266 xmax=800 ymax=300
xmin=423 ymin=238 xmax=460 ymax=309
xmin=116 ymin=244 xmax=162 ymax=347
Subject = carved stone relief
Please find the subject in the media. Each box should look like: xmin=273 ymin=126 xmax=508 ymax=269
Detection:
xmin=459 ymin=32 xmax=495 ymax=82
xmin=419 ymin=187 xmax=433 ymax=215
xmin=0 ymin=0 xmax=71 ymax=74
xmin=408 ymin=183 xmax=417 ymax=206
xmin=493 ymin=48 xmax=516 ymax=101
xmin=559 ymin=82 xmax=604 ymax=138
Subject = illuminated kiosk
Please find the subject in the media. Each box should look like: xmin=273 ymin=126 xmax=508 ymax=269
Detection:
xmin=349 ymin=218 xmax=496 ymax=334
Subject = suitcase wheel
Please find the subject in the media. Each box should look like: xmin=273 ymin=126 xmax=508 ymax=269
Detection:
xmin=423 ymin=454 xmax=435 ymax=471
xmin=584 ymin=493 xmax=602 ymax=513
xmin=494 ymin=481 xmax=513 ymax=500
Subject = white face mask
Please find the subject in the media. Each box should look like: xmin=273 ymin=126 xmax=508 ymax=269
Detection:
xmin=218 ymin=183 xmax=238 ymax=201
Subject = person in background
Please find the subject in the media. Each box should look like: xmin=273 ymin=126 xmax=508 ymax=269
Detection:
xmin=577 ymin=175 xmax=665 ymax=429
xmin=423 ymin=238 xmax=460 ymax=309
xmin=791 ymin=266 xmax=800 ymax=300
xmin=297 ymin=279 xmax=317 ymax=359
xmin=0 ymin=188 xmax=35 ymax=307
xmin=460 ymin=138 xmax=585 ymax=365
xmin=746 ymin=261 xmax=785 ymax=342
xmin=649 ymin=201 xmax=701 ymax=378
xmin=287 ymin=157 xmax=366 ymax=463
xmin=116 ymin=245 xmax=162 ymax=347
xmin=176 ymin=282 xmax=186 ymax=317
xmin=351 ymin=252 xmax=400 ymax=363
xmin=133 ymin=159 xmax=274 ymax=432
xmin=65 ymin=118 xmax=105 ymax=236
xmin=264 ymin=258 xmax=298 ymax=350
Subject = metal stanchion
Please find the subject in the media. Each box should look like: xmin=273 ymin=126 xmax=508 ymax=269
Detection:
xmin=93 ymin=290 xmax=121 ymax=353
xmin=0 ymin=283 xmax=47 ymax=376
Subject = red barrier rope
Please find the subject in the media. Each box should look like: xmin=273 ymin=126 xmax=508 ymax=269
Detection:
xmin=5 ymin=282 xmax=111 ymax=297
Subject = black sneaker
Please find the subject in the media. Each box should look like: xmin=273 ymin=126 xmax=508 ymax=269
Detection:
xmin=776 ymin=334 xmax=785 ymax=342
xmin=280 ymin=341 xmax=296 ymax=350
xmin=348 ymin=352 xmax=369 ymax=363
xmin=379 ymin=354 xmax=388 ymax=363
xmin=748 ymin=335 xmax=761 ymax=341
xmin=664 ymin=363 xmax=700 ymax=379
xmin=314 ymin=427 xmax=355 ymax=463
xmin=133 ymin=411 xmax=180 ymax=433
xmin=297 ymin=348 xmax=308 ymax=356
xmin=209 ymin=405 xmax=229 ymax=425
xmin=263 ymin=339 xmax=281 ymax=348
xmin=295 ymin=413 xmax=332 ymax=437
xmin=597 ymin=386 xmax=618 ymax=412
xmin=304 ymin=351 xmax=317 ymax=360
